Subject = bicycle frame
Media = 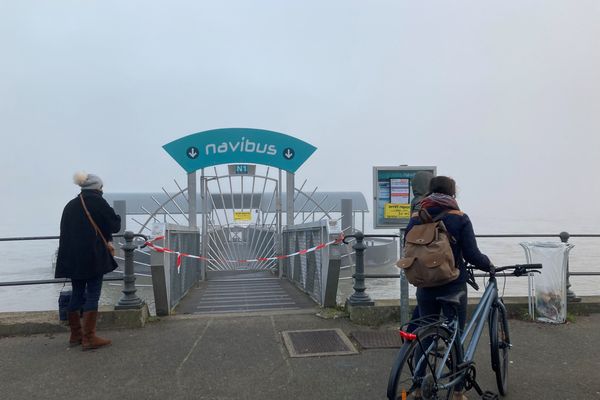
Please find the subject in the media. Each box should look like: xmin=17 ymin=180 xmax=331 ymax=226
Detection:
xmin=461 ymin=274 xmax=505 ymax=363
xmin=425 ymin=275 xmax=508 ymax=392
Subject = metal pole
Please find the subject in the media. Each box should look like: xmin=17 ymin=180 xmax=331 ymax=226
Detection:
xmin=187 ymin=171 xmax=197 ymax=227
xmin=347 ymin=231 xmax=374 ymax=306
xmin=116 ymin=231 xmax=144 ymax=309
xmin=399 ymin=228 xmax=409 ymax=325
xmin=200 ymin=170 xmax=208 ymax=280
xmin=341 ymin=199 xmax=353 ymax=234
xmin=560 ymin=231 xmax=580 ymax=303
xmin=286 ymin=171 xmax=295 ymax=227
xmin=285 ymin=172 xmax=294 ymax=277
xmin=277 ymin=169 xmax=283 ymax=278
xmin=113 ymin=200 xmax=126 ymax=236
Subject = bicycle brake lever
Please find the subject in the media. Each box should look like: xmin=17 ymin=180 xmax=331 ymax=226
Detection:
xmin=514 ymin=266 xmax=541 ymax=276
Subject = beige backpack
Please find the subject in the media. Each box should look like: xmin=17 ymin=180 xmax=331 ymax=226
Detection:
xmin=396 ymin=209 xmax=459 ymax=288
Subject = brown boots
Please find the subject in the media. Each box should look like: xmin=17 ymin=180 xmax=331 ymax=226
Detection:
xmin=81 ymin=311 xmax=111 ymax=351
xmin=68 ymin=311 xmax=111 ymax=350
xmin=67 ymin=312 xmax=82 ymax=347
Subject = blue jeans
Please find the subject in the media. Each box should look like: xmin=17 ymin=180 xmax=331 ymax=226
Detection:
xmin=68 ymin=275 xmax=104 ymax=312
xmin=416 ymin=283 xmax=468 ymax=332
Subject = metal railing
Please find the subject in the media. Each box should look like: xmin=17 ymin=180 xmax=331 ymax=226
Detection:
xmin=283 ymin=220 xmax=331 ymax=305
xmin=0 ymin=231 xmax=148 ymax=310
xmin=344 ymin=231 xmax=600 ymax=324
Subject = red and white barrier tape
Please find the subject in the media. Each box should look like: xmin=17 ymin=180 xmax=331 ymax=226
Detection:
xmin=144 ymin=234 xmax=345 ymax=273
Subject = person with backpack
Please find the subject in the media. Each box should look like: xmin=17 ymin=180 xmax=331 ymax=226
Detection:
xmin=402 ymin=176 xmax=492 ymax=400
xmin=406 ymin=170 xmax=434 ymax=330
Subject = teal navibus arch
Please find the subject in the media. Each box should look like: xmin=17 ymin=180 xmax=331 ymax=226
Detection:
xmin=163 ymin=128 xmax=317 ymax=173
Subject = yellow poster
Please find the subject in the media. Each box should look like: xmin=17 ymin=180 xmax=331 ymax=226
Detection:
xmin=233 ymin=211 xmax=252 ymax=221
xmin=384 ymin=203 xmax=411 ymax=219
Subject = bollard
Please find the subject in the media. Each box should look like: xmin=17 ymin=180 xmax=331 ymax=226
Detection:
xmin=115 ymin=231 xmax=145 ymax=310
xmin=559 ymin=231 xmax=581 ymax=303
xmin=323 ymin=241 xmax=342 ymax=308
xmin=347 ymin=231 xmax=375 ymax=306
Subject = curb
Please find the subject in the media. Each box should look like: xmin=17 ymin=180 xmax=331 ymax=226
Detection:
xmin=0 ymin=304 xmax=150 ymax=337
xmin=346 ymin=296 xmax=600 ymax=326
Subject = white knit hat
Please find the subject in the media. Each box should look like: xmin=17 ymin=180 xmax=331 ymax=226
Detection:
xmin=73 ymin=172 xmax=103 ymax=191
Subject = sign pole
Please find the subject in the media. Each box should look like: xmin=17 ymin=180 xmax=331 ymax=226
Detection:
xmin=200 ymin=169 xmax=207 ymax=281
xmin=187 ymin=171 xmax=197 ymax=227
xmin=285 ymin=172 xmax=295 ymax=278
xmin=277 ymin=169 xmax=283 ymax=278
xmin=286 ymin=171 xmax=295 ymax=227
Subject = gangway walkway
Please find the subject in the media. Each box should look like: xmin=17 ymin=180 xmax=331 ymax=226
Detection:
xmin=175 ymin=270 xmax=317 ymax=315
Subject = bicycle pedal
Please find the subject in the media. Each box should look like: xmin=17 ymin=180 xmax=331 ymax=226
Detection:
xmin=480 ymin=391 xmax=499 ymax=400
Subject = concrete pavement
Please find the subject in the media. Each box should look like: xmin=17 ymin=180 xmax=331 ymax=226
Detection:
xmin=1 ymin=310 xmax=599 ymax=400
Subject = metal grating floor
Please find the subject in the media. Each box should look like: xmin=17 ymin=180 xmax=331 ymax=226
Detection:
xmin=350 ymin=330 xmax=404 ymax=349
xmin=175 ymin=271 xmax=317 ymax=315
xmin=281 ymin=329 xmax=358 ymax=357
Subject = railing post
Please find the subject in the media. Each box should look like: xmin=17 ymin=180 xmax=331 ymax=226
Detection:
xmin=347 ymin=231 xmax=374 ymax=306
xmin=115 ymin=231 xmax=144 ymax=310
xmin=559 ymin=231 xmax=581 ymax=303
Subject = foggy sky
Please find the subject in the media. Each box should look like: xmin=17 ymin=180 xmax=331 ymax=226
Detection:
xmin=1 ymin=1 xmax=599 ymax=235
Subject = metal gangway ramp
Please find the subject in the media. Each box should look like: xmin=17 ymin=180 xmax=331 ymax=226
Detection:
xmin=175 ymin=270 xmax=317 ymax=315
xmin=104 ymin=162 xmax=368 ymax=316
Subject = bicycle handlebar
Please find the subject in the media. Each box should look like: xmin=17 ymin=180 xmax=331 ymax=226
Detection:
xmin=493 ymin=263 xmax=542 ymax=275
xmin=469 ymin=263 xmax=542 ymax=277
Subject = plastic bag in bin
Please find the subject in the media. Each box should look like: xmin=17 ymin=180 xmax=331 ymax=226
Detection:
xmin=520 ymin=242 xmax=573 ymax=323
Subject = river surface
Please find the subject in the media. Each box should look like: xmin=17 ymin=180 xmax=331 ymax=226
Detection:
xmin=1 ymin=216 xmax=598 ymax=313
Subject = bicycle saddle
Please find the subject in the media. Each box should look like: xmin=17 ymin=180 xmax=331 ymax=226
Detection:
xmin=435 ymin=292 xmax=465 ymax=308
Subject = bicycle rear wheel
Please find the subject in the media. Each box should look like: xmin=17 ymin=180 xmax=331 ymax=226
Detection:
xmin=489 ymin=303 xmax=510 ymax=395
xmin=387 ymin=325 xmax=458 ymax=400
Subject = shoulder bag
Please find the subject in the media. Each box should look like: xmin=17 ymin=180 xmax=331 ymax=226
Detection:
xmin=79 ymin=195 xmax=116 ymax=257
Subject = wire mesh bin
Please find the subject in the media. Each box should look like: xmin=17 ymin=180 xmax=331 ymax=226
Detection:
xmin=520 ymin=242 xmax=573 ymax=323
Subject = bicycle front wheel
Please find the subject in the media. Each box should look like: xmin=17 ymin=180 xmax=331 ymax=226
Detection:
xmin=489 ymin=303 xmax=510 ymax=395
xmin=387 ymin=325 xmax=458 ymax=400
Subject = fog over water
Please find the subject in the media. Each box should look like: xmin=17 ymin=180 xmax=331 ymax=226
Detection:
xmin=1 ymin=2 xmax=599 ymax=309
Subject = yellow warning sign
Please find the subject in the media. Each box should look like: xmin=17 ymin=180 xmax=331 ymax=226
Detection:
xmin=233 ymin=211 xmax=252 ymax=221
xmin=384 ymin=203 xmax=411 ymax=219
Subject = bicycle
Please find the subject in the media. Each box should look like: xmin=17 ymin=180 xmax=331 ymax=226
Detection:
xmin=386 ymin=263 xmax=542 ymax=400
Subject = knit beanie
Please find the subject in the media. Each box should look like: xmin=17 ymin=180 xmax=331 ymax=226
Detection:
xmin=73 ymin=172 xmax=103 ymax=191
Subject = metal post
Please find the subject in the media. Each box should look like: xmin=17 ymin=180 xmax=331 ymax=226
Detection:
xmin=277 ymin=169 xmax=283 ymax=278
xmin=323 ymin=240 xmax=341 ymax=308
xmin=112 ymin=200 xmax=126 ymax=236
xmin=347 ymin=231 xmax=374 ymax=306
xmin=560 ymin=231 xmax=580 ymax=303
xmin=188 ymin=171 xmax=197 ymax=228
xmin=285 ymin=172 xmax=295 ymax=277
xmin=200 ymin=171 xmax=208 ymax=281
xmin=286 ymin=171 xmax=295 ymax=227
xmin=112 ymin=200 xmax=127 ymax=257
xmin=341 ymin=199 xmax=353 ymax=234
xmin=399 ymin=228 xmax=409 ymax=325
xmin=115 ymin=231 xmax=144 ymax=309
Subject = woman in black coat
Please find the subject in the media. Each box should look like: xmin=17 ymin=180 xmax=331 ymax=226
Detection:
xmin=55 ymin=172 xmax=121 ymax=350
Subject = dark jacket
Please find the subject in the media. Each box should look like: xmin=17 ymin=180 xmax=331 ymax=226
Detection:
xmin=55 ymin=190 xmax=121 ymax=280
xmin=406 ymin=205 xmax=491 ymax=288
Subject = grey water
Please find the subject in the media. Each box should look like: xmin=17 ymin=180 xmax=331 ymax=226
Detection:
xmin=1 ymin=216 xmax=599 ymax=313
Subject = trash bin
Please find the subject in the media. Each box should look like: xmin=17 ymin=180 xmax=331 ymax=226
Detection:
xmin=520 ymin=242 xmax=573 ymax=323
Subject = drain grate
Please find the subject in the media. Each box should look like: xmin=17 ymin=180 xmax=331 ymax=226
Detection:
xmin=281 ymin=328 xmax=358 ymax=357
xmin=351 ymin=330 xmax=404 ymax=349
